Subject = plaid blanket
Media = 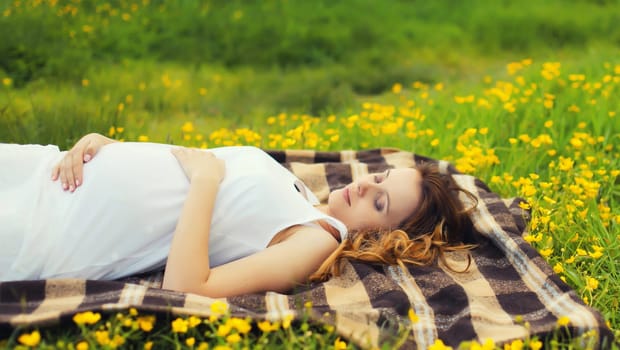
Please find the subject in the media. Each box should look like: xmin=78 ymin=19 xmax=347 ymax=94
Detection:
xmin=0 ymin=148 xmax=613 ymax=348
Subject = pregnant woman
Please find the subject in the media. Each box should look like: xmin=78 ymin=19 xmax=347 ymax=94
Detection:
xmin=0 ymin=133 xmax=475 ymax=297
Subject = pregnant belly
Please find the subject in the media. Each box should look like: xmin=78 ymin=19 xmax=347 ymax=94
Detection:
xmin=21 ymin=142 xmax=192 ymax=279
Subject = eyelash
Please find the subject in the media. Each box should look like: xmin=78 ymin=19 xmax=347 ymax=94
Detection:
xmin=375 ymin=199 xmax=383 ymax=211
xmin=373 ymin=173 xmax=386 ymax=211
xmin=374 ymin=195 xmax=385 ymax=211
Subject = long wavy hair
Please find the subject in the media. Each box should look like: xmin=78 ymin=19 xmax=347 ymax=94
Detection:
xmin=310 ymin=162 xmax=478 ymax=281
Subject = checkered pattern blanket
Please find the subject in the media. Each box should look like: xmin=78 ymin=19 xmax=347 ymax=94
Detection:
xmin=0 ymin=148 xmax=613 ymax=348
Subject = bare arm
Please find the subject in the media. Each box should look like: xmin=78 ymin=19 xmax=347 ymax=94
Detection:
xmin=162 ymin=147 xmax=224 ymax=292
xmin=162 ymin=174 xmax=220 ymax=291
xmin=195 ymin=226 xmax=339 ymax=297
xmin=165 ymin=224 xmax=339 ymax=297
xmin=51 ymin=133 xmax=117 ymax=191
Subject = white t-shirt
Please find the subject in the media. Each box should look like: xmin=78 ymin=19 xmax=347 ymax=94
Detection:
xmin=0 ymin=143 xmax=347 ymax=280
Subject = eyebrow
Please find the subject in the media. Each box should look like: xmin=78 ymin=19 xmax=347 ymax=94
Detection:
xmin=385 ymin=169 xmax=391 ymax=215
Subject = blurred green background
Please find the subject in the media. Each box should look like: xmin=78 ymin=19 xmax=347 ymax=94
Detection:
xmin=2 ymin=0 xmax=619 ymax=147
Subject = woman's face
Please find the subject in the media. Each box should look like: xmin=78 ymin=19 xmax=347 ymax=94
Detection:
xmin=326 ymin=168 xmax=423 ymax=231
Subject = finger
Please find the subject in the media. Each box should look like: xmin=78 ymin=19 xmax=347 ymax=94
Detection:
xmin=51 ymin=163 xmax=60 ymax=181
xmin=70 ymin=149 xmax=84 ymax=190
xmin=72 ymin=140 xmax=93 ymax=188
xmin=59 ymin=157 xmax=70 ymax=191
xmin=62 ymin=153 xmax=77 ymax=191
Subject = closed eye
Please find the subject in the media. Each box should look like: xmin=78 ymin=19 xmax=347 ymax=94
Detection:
xmin=374 ymin=194 xmax=386 ymax=212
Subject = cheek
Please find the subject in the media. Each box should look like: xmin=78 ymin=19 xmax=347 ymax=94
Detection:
xmin=327 ymin=192 xmax=343 ymax=214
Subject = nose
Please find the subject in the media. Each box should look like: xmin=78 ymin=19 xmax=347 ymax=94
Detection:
xmin=357 ymin=180 xmax=377 ymax=197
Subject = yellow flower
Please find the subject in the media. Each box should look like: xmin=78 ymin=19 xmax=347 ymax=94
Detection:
xmin=482 ymin=338 xmax=495 ymax=350
xmin=257 ymin=320 xmax=280 ymax=333
xmin=226 ymin=333 xmax=241 ymax=344
xmin=508 ymin=339 xmax=523 ymax=350
xmin=186 ymin=337 xmax=196 ymax=347
xmin=553 ymin=263 xmax=564 ymax=274
xmin=76 ymin=341 xmax=89 ymax=350
xmin=210 ymin=300 xmax=229 ymax=318
xmin=138 ymin=315 xmax=155 ymax=332
xmin=144 ymin=341 xmax=153 ymax=350
xmin=586 ymin=277 xmax=599 ymax=291
xmin=408 ymin=308 xmax=419 ymax=323
xmin=217 ymin=323 xmax=232 ymax=337
xmin=558 ymin=157 xmax=574 ymax=171
xmin=214 ymin=346 xmax=232 ymax=350
xmin=282 ymin=314 xmax=294 ymax=329
xmin=171 ymin=317 xmax=189 ymax=333
xmin=188 ymin=315 xmax=202 ymax=328
xmin=138 ymin=135 xmax=149 ymax=142
xmin=18 ymin=330 xmax=41 ymax=347
xmin=112 ymin=334 xmax=125 ymax=348
xmin=588 ymin=250 xmax=603 ymax=259
xmin=557 ymin=316 xmax=570 ymax=327
xmin=518 ymin=201 xmax=531 ymax=210
xmin=2 ymin=77 xmax=12 ymax=87
xmin=529 ymin=339 xmax=543 ymax=350
xmin=428 ymin=339 xmax=452 ymax=350
xmin=392 ymin=83 xmax=402 ymax=94
xmin=181 ymin=121 xmax=195 ymax=133
xmin=518 ymin=134 xmax=531 ymax=143
xmin=539 ymin=248 xmax=553 ymax=258
xmin=95 ymin=330 xmax=110 ymax=346
xmin=73 ymin=311 xmax=101 ymax=325
xmin=230 ymin=317 xmax=252 ymax=334
xmin=334 ymin=337 xmax=348 ymax=350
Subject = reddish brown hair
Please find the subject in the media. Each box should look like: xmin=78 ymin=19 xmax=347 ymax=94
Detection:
xmin=311 ymin=162 xmax=477 ymax=281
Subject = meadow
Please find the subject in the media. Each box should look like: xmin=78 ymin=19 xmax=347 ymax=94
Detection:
xmin=1 ymin=0 xmax=619 ymax=348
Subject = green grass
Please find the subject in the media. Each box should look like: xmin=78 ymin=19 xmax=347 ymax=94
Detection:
xmin=1 ymin=0 xmax=619 ymax=348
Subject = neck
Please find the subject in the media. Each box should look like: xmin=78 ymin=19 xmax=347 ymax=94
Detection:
xmin=315 ymin=204 xmax=330 ymax=216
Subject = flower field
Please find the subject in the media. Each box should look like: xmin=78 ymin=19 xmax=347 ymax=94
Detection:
xmin=1 ymin=0 xmax=619 ymax=348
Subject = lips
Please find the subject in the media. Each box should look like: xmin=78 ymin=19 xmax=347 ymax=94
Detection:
xmin=343 ymin=186 xmax=351 ymax=206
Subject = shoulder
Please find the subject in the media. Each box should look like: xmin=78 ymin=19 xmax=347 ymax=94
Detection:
xmin=269 ymin=224 xmax=339 ymax=248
